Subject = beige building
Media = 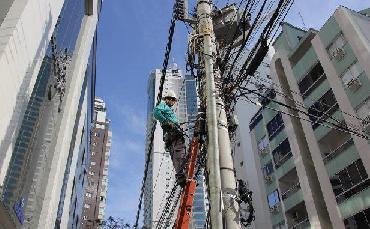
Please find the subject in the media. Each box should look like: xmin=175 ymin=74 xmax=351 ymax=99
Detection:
xmin=81 ymin=98 xmax=111 ymax=228
xmin=249 ymin=6 xmax=370 ymax=229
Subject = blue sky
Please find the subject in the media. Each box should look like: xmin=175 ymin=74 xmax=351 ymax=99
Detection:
xmin=95 ymin=0 xmax=369 ymax=225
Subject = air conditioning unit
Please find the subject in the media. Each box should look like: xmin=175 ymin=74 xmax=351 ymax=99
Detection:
xmin=269 ymin=205 xmax=279 ymax=214
xmin=260 ymin=148 xmax=268 ymax=156
xmin=264 ymin=175 xmax=272 ymax=183
xmin=333 ymin=48 xmax=345 ymax=61
xmin=346 ymin=77 xmax=361 ymax=91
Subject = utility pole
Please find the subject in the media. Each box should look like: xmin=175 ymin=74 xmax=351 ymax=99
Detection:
xmin=196 ymin=0 xmax=223 ymax=228
xmin=216 ymin=95 xmax=240 ymax=228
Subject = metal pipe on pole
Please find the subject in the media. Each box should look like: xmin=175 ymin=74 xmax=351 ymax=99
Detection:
xmin=197 ymin=0 xmax=223 ymax=228
xmin=216 ymin=94 xmax=240 ymax=228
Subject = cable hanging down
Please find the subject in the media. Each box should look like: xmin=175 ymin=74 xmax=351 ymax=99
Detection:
xmin=133 ymin=6 xmax=178 ymax=228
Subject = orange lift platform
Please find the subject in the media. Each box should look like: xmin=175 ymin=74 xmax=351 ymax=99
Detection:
xmin=174 ymin=137 xmax=200 ymax=229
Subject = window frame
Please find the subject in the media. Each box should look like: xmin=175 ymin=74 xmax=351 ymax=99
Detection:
xmin=341 ymin=61 xmax=363 ymax=87
xmin=327 ymin=33 xmax=347 ymax=60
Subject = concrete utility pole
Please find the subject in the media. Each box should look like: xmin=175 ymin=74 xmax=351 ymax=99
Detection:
xmin=217 ymin=96 xmax=240 ymax=228
xmin=196 ymin=0 xmax=223 ymax=228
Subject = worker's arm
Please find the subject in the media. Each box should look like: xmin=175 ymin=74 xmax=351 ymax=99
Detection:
xmin=153 ymin=101 xmax=167 ymax=124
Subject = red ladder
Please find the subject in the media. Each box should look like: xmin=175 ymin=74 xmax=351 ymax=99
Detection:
xmin=174 ymin=137 xmax=200 ymax=229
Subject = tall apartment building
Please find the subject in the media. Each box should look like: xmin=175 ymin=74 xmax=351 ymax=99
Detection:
xmin=0 ymin=0 xmax=101 ymax=227
xmin=231 ymin=55 xmax=273 ymax=229
xmin=81 ymin=97 xmax=111 ymax=228
xmin=249 ymin=6 xmax=370 ymax=229
xmin=144 ymin=65 xmax=207 ymax=228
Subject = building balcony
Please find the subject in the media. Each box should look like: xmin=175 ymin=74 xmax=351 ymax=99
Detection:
xmin=301 ymin=73 xmax=327 ymax=99
xmin=311 ymin=103 xmax=339 ymax=130
xmin=323 ymin=138 xmax=354 ymax=164
xmin=282 ymin=182 xmax=301 ymax=201
xmin=279 ymin=168 xmax=301 ymax=205
xmin=285 ymin=201 xmax=309 ymax=228
xmin=314 ymin=110 xmax=344 ymax=140
xmin=336 ymin=178 xmax=370 ymax=204
xmin=290 ymin=217 xmax=310 ymax=229
xmin=274 ymin=151 xmax=293 ymax=170
xmin=276 ymin=157 xmax=295 ymax=179
xmin=283 ymin=188 xmax=304 ymax=212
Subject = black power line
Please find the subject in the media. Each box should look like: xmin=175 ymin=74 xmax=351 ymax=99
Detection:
xmin=133 ymin=6 xmax=178 ymax=228
xmin=238 ymin=87 xmax=369 ymax=140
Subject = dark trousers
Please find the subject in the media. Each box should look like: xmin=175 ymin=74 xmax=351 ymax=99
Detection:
xmin=163 ymin=128 xmax=187 ymax=176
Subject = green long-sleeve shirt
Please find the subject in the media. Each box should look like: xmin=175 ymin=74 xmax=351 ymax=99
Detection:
xmin=153 ymin=101 xmax=178 ymax=125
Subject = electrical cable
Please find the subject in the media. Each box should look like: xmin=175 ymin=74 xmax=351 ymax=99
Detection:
xmin=248 ymin=73 xmax=366 ymax=129
xmin=133 ymin=5 xmax=178 ymax=228
xmin=238 ymin=87 xmax=369 ymax=139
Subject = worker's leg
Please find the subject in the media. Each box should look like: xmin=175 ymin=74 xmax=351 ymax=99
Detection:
xmin=170 ymin=137 xmax=187 ymax=176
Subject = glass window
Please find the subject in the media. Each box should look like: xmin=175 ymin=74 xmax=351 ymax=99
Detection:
xmin=266 ymin=113 xmax=284 ymax=139
xmin=330 ymin=159 xmax=370 ymax=203
xmin=267 ymin=189 xmax=280 ymax=208
xmin=348 ymin=163 xmax=362 ymax=185
xmin=308 ymin=89 xmax=338 ymax=129
xmin=342 ymin=62 xmax=363 ymax=86
xmin=271 ymin=138 xmax=292 ymax=168
xmin=344 ymin=207 xmax=370 ymax=228
xmin=356 ymin=99 xmax=370 ymax=122
xmin=328 ymin=33 xmax=346 ymax=59
xmin=298 ymin=63 xmax=325 ymax=97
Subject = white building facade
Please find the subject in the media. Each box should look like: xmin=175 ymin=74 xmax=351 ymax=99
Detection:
xmin=144 ymin=65 xmax=187 ymax=228
xmin=0 ymin=0 xmax=101 ymax=228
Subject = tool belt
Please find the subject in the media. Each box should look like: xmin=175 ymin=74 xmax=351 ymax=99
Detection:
xmin=162 ymin=125 xmax=184 ymax=148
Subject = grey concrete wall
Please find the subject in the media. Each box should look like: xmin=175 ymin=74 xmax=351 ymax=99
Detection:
xmin=0 ymin=0 xmax=15 ymax=25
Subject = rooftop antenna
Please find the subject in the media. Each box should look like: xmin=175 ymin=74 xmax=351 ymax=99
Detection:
xmin=298 ymin=12 xmax=307 ymax=30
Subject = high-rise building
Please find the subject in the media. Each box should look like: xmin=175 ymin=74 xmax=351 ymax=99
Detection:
xmin=80 ymin=97 xmax=111 ymax=228
xmin=249 ymin=6 xmax=370 ymax=229
xmin=144 ymin=64 xmax=207 ymax=228
xmin=0 ymin=0 xmax=101 ymax=227
xmin=185 ymin=74 xmax=208 ymax=229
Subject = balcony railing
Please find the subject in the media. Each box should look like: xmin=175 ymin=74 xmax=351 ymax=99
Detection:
xmin=268 ymin=124 xmax=285 ymax=140
xmin=323 ymin=138 xmax=354 ymax=164
xmin=301 ymin=73 xmax=326 ymax=99
xmin=290 ymin=217 xmax=310 ymax=229
xmin=282 ymin=182 xmax=301 ymax=200
xmin=336 ymin=178 xmax=370 ymax=204
xmin=311 ymin=103 xmax=339 ymax=130
xmin=274 ymin=151 xmax=293 ymax=169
